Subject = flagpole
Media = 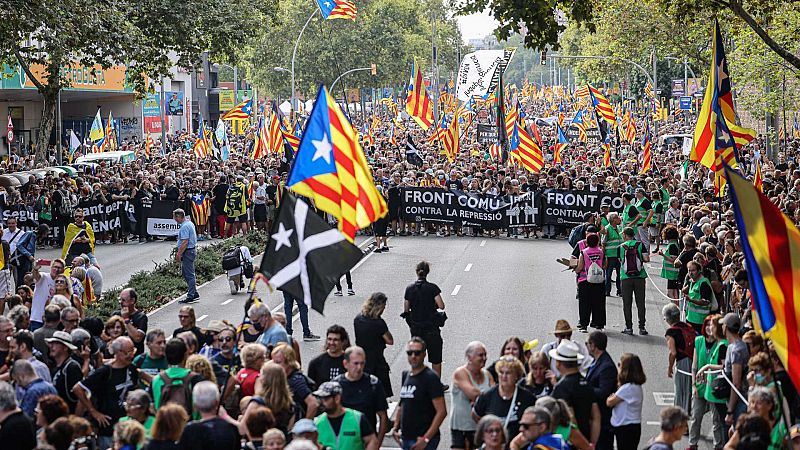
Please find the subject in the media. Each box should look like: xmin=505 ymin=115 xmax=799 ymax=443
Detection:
xmin=291 ymin=8 xmax=319 ymax=123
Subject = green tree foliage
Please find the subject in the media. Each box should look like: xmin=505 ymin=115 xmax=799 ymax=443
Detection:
xmin=245 ymin=0 xmax=465 ymax=102
xmin=0 ymin=0 xmax=276 ymax=162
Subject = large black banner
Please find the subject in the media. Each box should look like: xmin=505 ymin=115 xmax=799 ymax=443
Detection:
xmin=540 ymin=189 xmax=623 ymax=226
xmin=0 ymin=199 xmax=136 ymax=239
xmin=399 ymin=187 xmax=539 ymax=228
xmin=399 ymin=187 xmax=624 ymax=229
xmin=145 ymin=200 xmax=183 ymax=236
xmin=476 ymin=124 xmax=498 ymax=144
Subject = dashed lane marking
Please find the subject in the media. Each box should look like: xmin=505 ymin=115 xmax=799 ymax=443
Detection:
xmin=197 ymin=314 xmax=208 ymax=322
xmin=221 ymin=298 xmax=235 ymax=305
xmin=451 ymin=285 xmax=462 ymax=296
xmin=464 ymin=263 xmax=472 ymax=272
xmin=653 ymin=392 xmax=675 ymax=406
xmin=480 ymin=240 xmax=486 ymax=247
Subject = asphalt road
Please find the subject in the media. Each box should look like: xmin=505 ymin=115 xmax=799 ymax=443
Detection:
xmin=89 ymin=234 xmax=715 ymax=449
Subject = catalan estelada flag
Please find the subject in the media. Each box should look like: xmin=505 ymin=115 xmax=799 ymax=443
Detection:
xmin=281 ymin=126 xmax=301 ymax=154
xmin=554 ymin=123 xmax=568 ymax=165
xmin=222 ymin=98 xmax=253 ymax=120
xmin=441 ymin=111 xmax=460 ymax=162
xmin=190 ymin=192 xmax=210 ymax=226
xmin=640 ymin=122 xmax=652 ymax=174
xmin=506 ymin=101 xmax=543 ymax=173
xmin=316 ymin=0 xmax=357 ymax=20
xmin=753 ymin=152 xmax=763 ymax=192
xmin=691 ymin=20 xmax=756 ymax=193
xmin=268 ymin=104 xmax=284 ymax=154
xmin=405 ymin=60 xmax=434 ymax=130
xmin=726 ymin=165 xmax=800 ymax=393
xmin=587 ymin=84 xmax=616 ymax=127
xmin=571 ymin=109 xmax=588 ymax=143
xmin=252 ymin=117 xmax=269 ymax=159
xmin=287 ymin=85 xmax=387 ymax=242
xmin=602 ymin=137 xmax=612 ymax=168
xmin=193 ymin=113 xmax=210 ymax=158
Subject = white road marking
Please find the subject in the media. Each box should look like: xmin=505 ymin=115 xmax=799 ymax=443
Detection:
xmin=197 ymin=314 xmax=208 ymax=322
xmin=646 ymin=421 xmax=661 ymax=426
xmin=387 ymin=401 xmax=399 ymax=420
xmin=480 ymin=239 xmax=486 ymax=247
xmin=464 ymin=263 xmax=473 ymax=272
xmin=451 ymin=285 xmax=461 ymax=296
xmin=221 ymin=298 xmax=235 ymax=305
xmin=652 ymin=392 xmax=675 ymax=406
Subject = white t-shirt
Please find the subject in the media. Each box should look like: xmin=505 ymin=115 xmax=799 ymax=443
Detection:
xmin=2 ymin=228 xmax=24 ymax=254
xmin=611 ymin=382 xmax=643 ymax=427
xmin=31 ymin=272 xmax=55 ymax=323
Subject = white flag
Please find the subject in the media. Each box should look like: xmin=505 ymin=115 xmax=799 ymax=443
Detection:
xmin=456 ymin=49 xmax=515 ymax=102
xmin=69 ymin=130 xmax=81 ymax=154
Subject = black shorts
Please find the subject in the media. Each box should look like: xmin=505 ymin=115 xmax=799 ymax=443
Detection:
xmin=373 ymin=217 xmax=389 ymax=237
xmin=411 ymin=328 xmax=443 ymax=365
xmin=254 ymin=204 xmax=268 ymax=222
xmin=226 ymin=214 xmax=247 ymax=224
xmin=667 ymin=279 xmax=681 ymax=290
xmin=451 ymin=429 xmax=475 ymax=449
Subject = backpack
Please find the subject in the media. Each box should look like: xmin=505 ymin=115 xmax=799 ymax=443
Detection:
xmin=221 ymin=247 xmax=242 ymax=270
xmin=159 ymin=371 xmax=196 ymax=415
xmin=57 ymin=190 xmax=74 ymax=217
xmin=670 ymin=323 xmax=696 ymax=359
xmin=622 ymin=242 xmax=643 ymax=277
xmin=584 ymin=249 xmax=605 ymax=284
xmin=568 ymin=224 xmax=586 ymax=248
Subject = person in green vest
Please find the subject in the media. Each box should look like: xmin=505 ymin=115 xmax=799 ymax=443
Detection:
xmin=618 ymin=227 xmax=649 ymax=336
xmin=689 ymin=314 xmax=727 ymax=449
xmin=723 ymin=386 xmax=788 ymax=450
xmin=657 ymin=226 xmax=681 ymax=300
xmin=633 ymin=189 xmax=653 ymax=250
xmin=598 ymin=201 xmax=611 ymax=229
xmin=682 ymin=261 xmax=714 ymax=335
xmin=603 ymin=212 xmax=623 ymax=297
xmin=119 ymin=389 xmax=156 ymax=445
xmin=621 ymin=193 xmax=641 ymax=232
xmin=313 ymin=381 xmax=379 ymax=450
xmin=649 ymin=190 xmax=665 ymax=253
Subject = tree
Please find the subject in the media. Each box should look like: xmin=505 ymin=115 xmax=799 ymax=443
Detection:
xmin=244 ymin=0 xmax=465 ymax=103
xmin=0 ymin=0 xmax=276 ymax=162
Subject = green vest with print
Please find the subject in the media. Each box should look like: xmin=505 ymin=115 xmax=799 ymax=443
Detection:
xmin=315 ymin=408 xmax=365 ymax=450
xmin=686 ymin=276 xmax=712 ymax=325
xmin=660 ymin=241 xmax=680 ymax=280
xmin=701 ymin=338 xmax=728 ymax=404
xmin=604 ymin=224 xmax=623 ymax=257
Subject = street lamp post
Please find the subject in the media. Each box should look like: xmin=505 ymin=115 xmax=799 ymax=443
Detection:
xmin=289 ymin=9 xmax=320 ymax=121
xmin=330 ymin=67 xmax=375 ymax=95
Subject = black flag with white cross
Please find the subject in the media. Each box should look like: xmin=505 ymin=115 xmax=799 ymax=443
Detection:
xmin=258 ymin=189 xmax=363 ymax=314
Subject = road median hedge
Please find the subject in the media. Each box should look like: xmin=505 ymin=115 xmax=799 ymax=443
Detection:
xmin=86 ymin=230 xmax=270 ymax=319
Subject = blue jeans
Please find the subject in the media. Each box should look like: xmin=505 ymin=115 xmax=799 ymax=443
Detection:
xmin=402 ymin=436 xmax=440 ymax=450
xmin=283 ymin=292 xmax=310 ymax=335
xmin=182 ymin=248 xmax=198 ymax=299
xmin=605 ymin=256 xmax=621 ymax=295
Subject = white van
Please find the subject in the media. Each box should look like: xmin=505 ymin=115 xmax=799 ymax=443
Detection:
xmin=75 ymin=150 xmax=136 ymax=166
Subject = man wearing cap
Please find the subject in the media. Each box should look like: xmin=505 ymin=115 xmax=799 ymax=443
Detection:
xmin=550 ymin=340 xmax=601 ymax=446
xmin=47 ymin=330 xmax=82 ymax=412
xmin=540 ymin=320 xmax=591 ymax=377
xmin=314 ymin=381 xmax=379 ymax=450
xmin=292 ymin=419 xmax=323 ymax=448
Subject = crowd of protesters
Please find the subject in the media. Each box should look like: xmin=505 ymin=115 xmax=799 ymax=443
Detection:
xmin=0 ymin=86 xmax=799 ymax=450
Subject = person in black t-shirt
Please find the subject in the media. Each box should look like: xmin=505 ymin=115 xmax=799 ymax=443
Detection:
xmin=403 ymin=261 xmax=446 ymax=381
xmin=392 ymin=337 xmax=446 ymax=450
xmin=334 ymin=346 xmax=389 ymax=442
xmin=0 ymin=381 xmax=36 ymax=450
xmin=178 ymin=381 xmax=240 ymax=450
xmin=473 ymin=356 xmax=536 ymax=439
xmin=549 ymin=340 xmax=600 ymax=444
xmin=354 ymin=293 xmax=394 ymax=397
xmin=112 ymin=288 xmax=147 ymax=356
xmin=210 ymin=176 xmax=229 ymax=238
xmin=46 ymin=331 xmax=83 ymax=413
xmin=675 ymin=235 xmax=699 ymax=288
xmin=308 ymin=325 xmax=349 ymax=386
xmin=73 ymin=336 xmax=139 ymax=448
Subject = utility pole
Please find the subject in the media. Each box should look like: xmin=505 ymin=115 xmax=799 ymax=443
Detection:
xmin=233 ymin=66 xmax=239 ymax=104
xmin=431 ymin=9 xmax=439 ymax=120
xmin=652 ymin=46 xmax=658 ymax=135
xmin=160 ymin=78 xmax=167 ymax=154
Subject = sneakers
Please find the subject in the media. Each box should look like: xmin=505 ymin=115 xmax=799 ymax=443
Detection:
xmin=621 ymin=328 xmax=634 ymax=336
xmin=577 ymin=326 xmax=588 ymax=333
xmin=179 ymin=295 xmax=199 ymax=304
xmin=334 ymin=291 xmax=343 ymax=297
xmin=381 ymin=246 xmax=389 ymax=252
xmin=639 ymin=328 xmax=649 ymax=336
xmin=303 ymin=333 xmax=321 ymax=341
xmin=374 ymin=247 xmax=385 ymax=253
xmin=347 ymin=289 xmax=355 ymax=296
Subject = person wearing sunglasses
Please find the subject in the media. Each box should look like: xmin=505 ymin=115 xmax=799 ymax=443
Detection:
xmin=510 ymin=406 xmax=569 ymax=450
xmin=391 ymin=337 xmax=446 ymax=450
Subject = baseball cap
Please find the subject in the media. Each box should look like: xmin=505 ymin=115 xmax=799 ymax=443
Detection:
xmin=292 ymin=418 xmax=317 ymax=434
xmin=719 ymin=312 xmax=741 ymax=331
xmin=312 ymin=381 xmax=342 ymax=398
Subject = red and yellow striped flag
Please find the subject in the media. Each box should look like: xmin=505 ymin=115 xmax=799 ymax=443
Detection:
xmin=405 ymin=60 xmax=434 ymax=130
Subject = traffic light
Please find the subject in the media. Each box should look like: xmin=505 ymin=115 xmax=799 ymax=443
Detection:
xmin=540 ymin=50 xmax=547 ymax=65
xmin=371 ymin=63 xmax=377 ymax=76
